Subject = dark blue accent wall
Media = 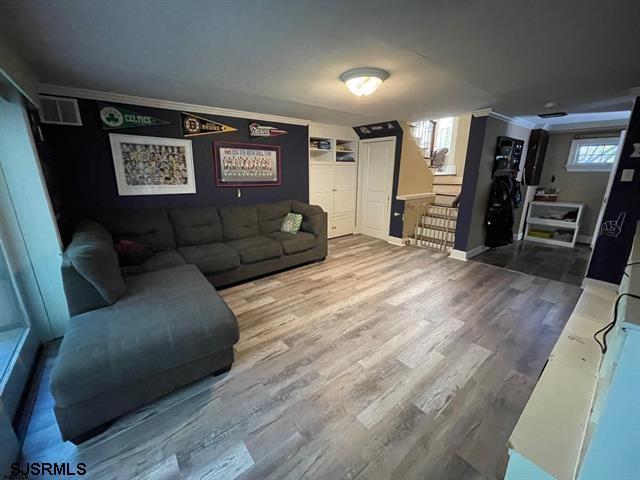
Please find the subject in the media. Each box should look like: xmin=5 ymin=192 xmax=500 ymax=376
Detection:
xmin=587 ymin=97 xmax=640 ymax=284
xmin=454 ymin=116 xmax=488 ymax=251
xmin=353 ymin=121 xmax=404 ymax=238
xmin=40 ymin=98 xmax=309 ymax=232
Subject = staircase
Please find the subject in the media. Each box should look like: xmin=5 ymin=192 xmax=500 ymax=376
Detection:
xmin=414 ymin=204 xmax=458 ymax=252
xmin=408 ymin=120 xmax=464 ymax=253
xmin=432 ymin=175 xmax=463 ymax=207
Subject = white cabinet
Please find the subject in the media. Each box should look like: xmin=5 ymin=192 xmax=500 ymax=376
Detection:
xmin=309 ymin=138 xmax=358 ymax=239
xmin=310 ymin=163 xmax=358 ymax=238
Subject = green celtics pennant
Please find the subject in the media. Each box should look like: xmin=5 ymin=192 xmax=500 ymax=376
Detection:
xmin=181 ymin=112 xmax=237 ymax=136
xmin=99 ymin=103 xmax=170 ymax=130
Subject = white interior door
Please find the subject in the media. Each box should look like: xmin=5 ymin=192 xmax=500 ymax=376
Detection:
xmin=591 ymin=130 xmax=626 ymax=249
xmin=359 ymin=138 xmax=395 ymax=240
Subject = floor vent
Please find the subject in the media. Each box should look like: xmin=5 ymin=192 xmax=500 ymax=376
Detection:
xmin=38 ymin=95 xmax=82 ymax=126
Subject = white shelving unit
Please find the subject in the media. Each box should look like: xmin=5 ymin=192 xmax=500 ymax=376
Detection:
xmin=309 ymin=135 xmax=358 ymax=238
xmin=524 ymin=201 xmax=584 ymax=248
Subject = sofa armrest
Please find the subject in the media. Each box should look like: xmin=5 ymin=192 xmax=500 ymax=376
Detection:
xmin=301 ymin=212 xmax=327 ymax=259
xmin=301 ymin=212 xmax=326 ymax=237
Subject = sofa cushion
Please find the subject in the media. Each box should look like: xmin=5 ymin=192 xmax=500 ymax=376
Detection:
xmin=62 ymin=220 xmax=125 ymax=313
xmin=98 ymin=209 xmax=175 ymax=252
xmin=120 ymin=250 xmax=186 ymax=277
xmin=169 ymin=207 xmax=223 ymax=246
xmin=218 ymin=205 xmax=259 ymax=240
xmin=268 ymin=231 xmax=317 ymax=255
xmin=178 ymin=243 xmax=240 ymax=274
xmin=257 ymin=200 xmax=291 ymax=234
xmin=226 ymin=236 xmax=283 ymax=264
xmin=51 ymin=265 xmax=239 ymax=408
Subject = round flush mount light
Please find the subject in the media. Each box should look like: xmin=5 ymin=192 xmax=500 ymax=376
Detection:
xmin=340 ymin=68 xmax=390 ymax=97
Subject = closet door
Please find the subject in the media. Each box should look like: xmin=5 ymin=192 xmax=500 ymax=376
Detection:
xmin=309 ymin=164 xmax=334 ymax=215
xmin=333 ymin=164 xmax=357 ymax=216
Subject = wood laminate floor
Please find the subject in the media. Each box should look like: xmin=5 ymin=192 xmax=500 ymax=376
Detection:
xmin=21 ymin=235 xmax=583 ymax=479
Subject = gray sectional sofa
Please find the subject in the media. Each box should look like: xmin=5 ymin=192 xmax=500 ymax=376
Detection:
xmin=52 ymin=200 xmax=327 ymax=443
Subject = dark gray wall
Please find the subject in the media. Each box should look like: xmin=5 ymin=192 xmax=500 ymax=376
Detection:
xmin=587 ymin=97 xmax=640 ymax=284
xmin=454 ymin=116 xmax=488 ymax=251
xmin=40 ymin=98 xmax=309 ymax=240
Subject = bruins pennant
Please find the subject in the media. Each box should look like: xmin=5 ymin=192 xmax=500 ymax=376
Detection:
xmin=181 ymin=112 xmax=237 ymax=137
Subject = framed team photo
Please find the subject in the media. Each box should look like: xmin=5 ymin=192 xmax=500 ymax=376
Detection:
xmin=109 ymin=134 xmax=196 ymax=196
xmin=214 ymin=142 xmax=281 ymax=187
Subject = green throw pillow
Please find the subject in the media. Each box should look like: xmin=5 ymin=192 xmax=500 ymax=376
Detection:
xmin=280 ymin=213 xmax=303 ymax=234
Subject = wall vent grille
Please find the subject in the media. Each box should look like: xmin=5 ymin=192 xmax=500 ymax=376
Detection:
xmin=38 ymin=95 xmax=82 ymax=126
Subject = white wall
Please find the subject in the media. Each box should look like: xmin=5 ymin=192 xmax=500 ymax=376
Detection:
xmin=0 ymin=89 xmax=69 ymax=340
xmin=309 ymin=122 xmax=358 ymax=141
xmin=0 ymin=32 xmax=39 ymax=107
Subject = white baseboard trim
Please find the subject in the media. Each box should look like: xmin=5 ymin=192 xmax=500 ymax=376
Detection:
xmin=387 ymin=236 xmax=405 ymax=246
xmin=513 ymin=232 xmax=523 ymax=241
xmin=577 ymin=235 xmax=593 ymax=245
xmin=467 ymin=245 xmax=490 ymax=259
xmin=449 ymin=245 xmax=489 ymax=261
xmin=449 ymin=249 xmax=468 ymax=261
xmin=581 ymin=277 xmax=619 ymax=291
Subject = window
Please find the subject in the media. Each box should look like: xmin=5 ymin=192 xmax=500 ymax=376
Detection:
xmin=410 ymin=116 xmax=455 ymax=159
xmin=566 ymin=137 xmax=619 ymax=172
xmin=434 ymin=117 xmax=453 ymax=151
xmin=410 ymin=120 xmax=436 ymax=158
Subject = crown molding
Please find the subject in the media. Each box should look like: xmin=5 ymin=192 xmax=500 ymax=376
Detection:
xmin=38 ymin=84 xmax=310 ymax=126
xmin=543 ymin=118 xmax=629 ymax=133
xmin=471 ymin=108 xmax=535 ymax=129
xmin=471 ymin=108 xmax=492 ymax=118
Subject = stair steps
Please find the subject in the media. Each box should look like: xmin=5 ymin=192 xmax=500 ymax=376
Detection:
xmin=414 ymin=234 xmax=455 ymax=247
xmin=413 ymin=204 xmax=458 ymax=252
xmin=434 ymin=194 xmax=457 ymax=207
xmin=432 ymin=176 xmax=463 ymax=185
xmin=433 ymin=184 xmax=461 ymax=196
xmin=415 ymin=227 xmax=455 ymax=244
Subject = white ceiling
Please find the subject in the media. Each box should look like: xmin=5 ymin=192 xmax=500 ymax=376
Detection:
xmin=1 ymin=0 xmax=639 ymax=125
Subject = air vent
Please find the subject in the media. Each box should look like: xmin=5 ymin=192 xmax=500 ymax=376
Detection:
xmin=38 ymin=95 xmax=82 ymax=126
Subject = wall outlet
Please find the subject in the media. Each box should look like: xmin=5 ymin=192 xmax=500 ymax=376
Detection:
xmin=620 ymin=169 xmax=635 ymax=182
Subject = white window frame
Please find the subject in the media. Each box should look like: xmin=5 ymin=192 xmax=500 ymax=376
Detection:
xmin=566 ymin=136 xmax=619 ymax=172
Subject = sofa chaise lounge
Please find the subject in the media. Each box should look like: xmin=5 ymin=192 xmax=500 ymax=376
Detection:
xmin=51 ymin=200 xmax=327 ymax=443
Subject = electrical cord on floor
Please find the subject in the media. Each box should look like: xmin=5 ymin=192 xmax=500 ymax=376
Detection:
xmin=594 ymin=292 xmax=640 ymax=354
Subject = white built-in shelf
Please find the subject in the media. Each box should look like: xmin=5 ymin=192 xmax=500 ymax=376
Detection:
xmin=309 ymin=136 xmax=357 ymax=164
xmin=528 ymin=217 xmax=579 ymax=230
xmin=524 ymin=201 xmax=584 ymax=248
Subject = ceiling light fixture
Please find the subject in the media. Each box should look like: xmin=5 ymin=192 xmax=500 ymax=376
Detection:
xmin=340 ymin=68 xmax=390 ymax=97
xmin=538 ymin=112 xmax=568 ymax=118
